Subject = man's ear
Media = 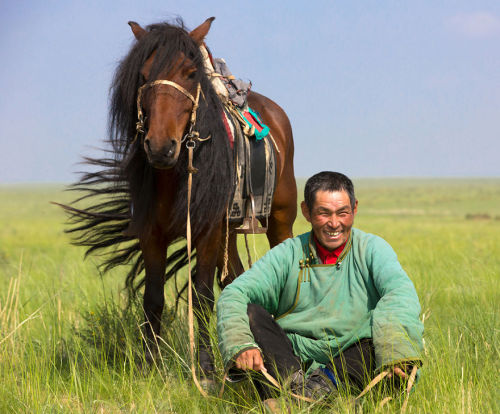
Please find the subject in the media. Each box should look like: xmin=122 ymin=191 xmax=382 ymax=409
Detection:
xmin=353 ymin=199 xmax=358 ymax=215
xmin=301 ymin=201 xmax=311 ymax=223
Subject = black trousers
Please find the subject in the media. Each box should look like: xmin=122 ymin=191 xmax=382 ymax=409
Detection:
xmin=243 ymin=304 xmax=375 ymax=393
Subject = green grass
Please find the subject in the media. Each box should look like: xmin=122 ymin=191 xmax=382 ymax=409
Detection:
xmin=0 ymin=179 xmax=499 ymax=413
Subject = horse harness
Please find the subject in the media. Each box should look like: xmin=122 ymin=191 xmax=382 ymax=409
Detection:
xmin=134 ymin=79 xmax=211 ymax=152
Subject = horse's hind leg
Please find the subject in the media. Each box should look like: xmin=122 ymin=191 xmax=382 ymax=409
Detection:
xmin=194 ymin=226 xmax=222 ymax=378
xmin=140 ymin=232 xmax=167 ymax=363
xmin=266 ymin=171 xmax=297 ymax=247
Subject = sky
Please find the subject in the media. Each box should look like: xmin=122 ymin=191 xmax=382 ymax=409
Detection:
xmin=1 ymin=0 xmax=499 ymax=183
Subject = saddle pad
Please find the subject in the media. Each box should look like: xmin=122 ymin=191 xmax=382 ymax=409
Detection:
xmin=226 ymin=110 xmax=276 ymax=223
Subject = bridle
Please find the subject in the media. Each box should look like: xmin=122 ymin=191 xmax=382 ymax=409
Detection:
xmin=134 ymin=79 xmax=211 ymax=147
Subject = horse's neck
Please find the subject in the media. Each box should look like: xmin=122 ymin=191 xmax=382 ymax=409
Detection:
xmin=154 ymin=169 xmax=180 ymax=202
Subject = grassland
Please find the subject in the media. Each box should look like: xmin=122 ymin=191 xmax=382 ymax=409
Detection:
xmin=0 ymin=179 xmax=499 ymax=413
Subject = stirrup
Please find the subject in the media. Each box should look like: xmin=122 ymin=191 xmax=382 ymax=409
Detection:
xmin=234 ymin=216 xmax=267 ymax=234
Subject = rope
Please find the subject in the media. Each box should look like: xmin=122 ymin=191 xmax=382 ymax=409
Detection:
xmin=220 ymin=208 xmax=230 ymax=283
xmin=401 ymin=365 xmax=418 ymax=413
xmin=218 ymin=364 xmax=417 ymax=409
xmin=260 ymin=369 xmax=316 ymax=403
xmin=355 ymin=370 xmax=389 ymax=400
xmin=218 ymin=370 xmax=314 ymax=403
xmin=186 ymin=142 xmax=207 ymax=398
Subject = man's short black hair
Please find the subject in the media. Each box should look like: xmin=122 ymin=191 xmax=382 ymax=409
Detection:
xmin=304 ymin=172 xmax=356 ymax=211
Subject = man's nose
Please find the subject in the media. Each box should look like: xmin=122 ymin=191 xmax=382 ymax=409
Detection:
xmin=328 ymin=215 xmax=339 ymax=228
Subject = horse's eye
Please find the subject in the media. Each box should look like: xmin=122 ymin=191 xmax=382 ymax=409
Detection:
xmin=187 ymin=70 xmax=197 ymax=80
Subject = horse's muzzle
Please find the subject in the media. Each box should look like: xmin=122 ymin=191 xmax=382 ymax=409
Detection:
xmin=144 ymin=137 xmax=179 ymax=169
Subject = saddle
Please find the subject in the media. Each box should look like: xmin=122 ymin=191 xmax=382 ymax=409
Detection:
xmin=223 ymin=107 xmax=276 ymax=234
xmin=201 ymin=46 xmax=276 ymax=233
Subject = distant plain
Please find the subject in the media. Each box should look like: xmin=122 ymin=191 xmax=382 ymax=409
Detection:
xmin=0 ymin=179 xmax=498 ymax=412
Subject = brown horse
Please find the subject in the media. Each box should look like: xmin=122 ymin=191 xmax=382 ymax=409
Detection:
xmin=60 ymin=17 xmax=296 ymax=377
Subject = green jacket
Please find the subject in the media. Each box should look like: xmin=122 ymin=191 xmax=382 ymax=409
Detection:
xmin=216 ymin=228 xmax=424 ymax=373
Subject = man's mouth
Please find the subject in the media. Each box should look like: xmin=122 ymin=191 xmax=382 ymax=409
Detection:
xmin=325 ymin=230 xmax=341 ymax=237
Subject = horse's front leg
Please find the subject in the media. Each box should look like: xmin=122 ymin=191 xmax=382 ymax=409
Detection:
xmin=140 ymin=230 xmax=167 ymax=363
xmin=193 ymin=225 xmax=222 ymax=378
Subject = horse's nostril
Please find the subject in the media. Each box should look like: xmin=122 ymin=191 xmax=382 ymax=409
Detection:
xmin=165 ymin=140 xmax=177 ymax=158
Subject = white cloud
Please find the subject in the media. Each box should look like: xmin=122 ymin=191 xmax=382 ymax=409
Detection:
xmin=446 ymin=12 xmax=500 ymax=38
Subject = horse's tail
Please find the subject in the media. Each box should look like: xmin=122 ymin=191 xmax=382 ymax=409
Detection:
xmin=55 ymin=155 xmax=142 ymax=299
xmin=56 ymin=155 xmax=196 ymax=302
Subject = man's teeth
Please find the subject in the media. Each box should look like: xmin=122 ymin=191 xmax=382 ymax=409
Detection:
xmin=326 ymin=231 xmax=341 ymax=237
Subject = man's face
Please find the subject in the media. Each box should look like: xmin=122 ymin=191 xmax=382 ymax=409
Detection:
xmin=301 ymin=190 xmax=357 ymax=251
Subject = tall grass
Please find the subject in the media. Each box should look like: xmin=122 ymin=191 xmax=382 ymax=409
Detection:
xmin=0 ymin=180 xmax=499 ymax=412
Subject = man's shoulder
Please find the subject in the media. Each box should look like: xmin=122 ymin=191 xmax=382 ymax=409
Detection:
xmin=351 ymin=228 xmax=396 ymax=255
xmin=272 ymin=232 xmax=310 ymax=249
xmin=352 ymin=227 xmax=378 ymax=243
xmin=260 ymin=233 xmax=305 ymax=260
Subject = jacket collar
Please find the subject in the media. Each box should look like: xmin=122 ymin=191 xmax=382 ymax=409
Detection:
xmin=304 ymin=230 xmax=353 ymax=266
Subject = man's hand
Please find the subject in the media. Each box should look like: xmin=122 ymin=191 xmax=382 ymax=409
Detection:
xmin=235 ymin=348 xmax=265 ymax=371
xmin=387 ymin=363 xmax=414 ymax=379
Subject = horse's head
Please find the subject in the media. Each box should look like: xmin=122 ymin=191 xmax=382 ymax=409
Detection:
xmin=130 ymin=18 xmax=214 ymax=169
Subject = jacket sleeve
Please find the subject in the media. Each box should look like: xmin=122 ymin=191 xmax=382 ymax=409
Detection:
xmin=216 ymin=239 xmax=294 ymax=370
xmin=369 ymin=236 xmax=424 ymax=370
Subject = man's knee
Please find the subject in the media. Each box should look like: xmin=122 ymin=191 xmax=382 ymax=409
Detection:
xmin=247 ymin=304 xmax=269 ymax=328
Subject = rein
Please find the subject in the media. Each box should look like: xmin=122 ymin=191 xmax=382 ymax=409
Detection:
xmin=186 ymin=138 xmax=208 ymax=397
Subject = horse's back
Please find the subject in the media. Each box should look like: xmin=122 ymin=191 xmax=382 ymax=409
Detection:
xmin=247 ymin=90 xmax=297 ymax=245
xmin=247 ymin=91 xmax=294 ymax=166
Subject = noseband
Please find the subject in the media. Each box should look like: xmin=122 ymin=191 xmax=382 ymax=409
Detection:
xmin=134 ymin=80 xmax=210 ymax=146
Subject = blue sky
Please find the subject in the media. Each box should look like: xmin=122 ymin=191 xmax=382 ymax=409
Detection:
xmin=1 ymin=1 xmax=499 ymax=182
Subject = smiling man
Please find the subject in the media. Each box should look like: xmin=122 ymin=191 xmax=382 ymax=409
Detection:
xmin=216 ymin=172 xmax=424 ymax=403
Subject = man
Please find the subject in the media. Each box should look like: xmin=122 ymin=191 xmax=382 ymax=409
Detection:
xmin=216 ymin=172 xmax=423 ymax=402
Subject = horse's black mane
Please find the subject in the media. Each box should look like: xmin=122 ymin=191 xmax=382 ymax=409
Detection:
xmin=61 ymin=19 xmax=233 ymax=298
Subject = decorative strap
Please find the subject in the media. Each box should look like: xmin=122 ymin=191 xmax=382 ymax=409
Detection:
xmin=139 ymin=79 xmax=197 ymax=104
xmin=133 ymin=80 xmax=206 ymax=145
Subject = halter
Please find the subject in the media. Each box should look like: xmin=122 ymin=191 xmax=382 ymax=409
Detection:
xmin=134 ymin=79 xmax=210 ymax=146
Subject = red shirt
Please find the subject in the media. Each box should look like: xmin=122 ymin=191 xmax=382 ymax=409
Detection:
xmin=314 ymin=236 xmax=346 ymax=265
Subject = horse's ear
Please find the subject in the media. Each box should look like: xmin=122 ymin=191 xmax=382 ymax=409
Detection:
xmin=189 ymin=17 xmax=215 ymax=44
xmin=128 ymin=21 xmax=147 ymax=40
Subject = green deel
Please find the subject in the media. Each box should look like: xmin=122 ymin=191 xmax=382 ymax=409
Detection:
xmin=216 ymin=228 xmax=424 ymax=374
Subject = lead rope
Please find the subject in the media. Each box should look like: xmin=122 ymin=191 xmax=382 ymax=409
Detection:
xmin=186 ymin=141 xmax=208 ymax=398
xmin=219 ymin=366 xmax=417 ymax=409
xmin=218 ymin=370 xmax=315 ymax=403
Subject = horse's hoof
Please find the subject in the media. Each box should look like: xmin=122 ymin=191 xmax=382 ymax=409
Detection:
xmin=198 ymin=348 xmax=215 ymax=377
xmin=199 ymin=377 xmax=217 ymax=394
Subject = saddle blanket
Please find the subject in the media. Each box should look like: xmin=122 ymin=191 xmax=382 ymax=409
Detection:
xmin=222 ymin=108 xmax=276 ymax=223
